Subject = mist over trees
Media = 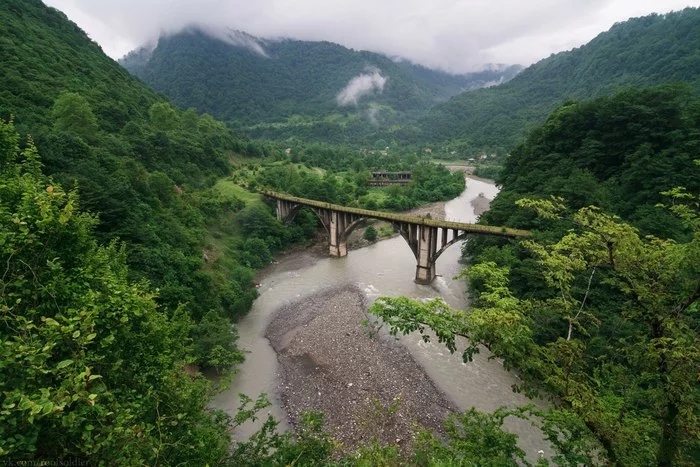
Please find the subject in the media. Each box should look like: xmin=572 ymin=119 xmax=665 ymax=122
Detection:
xmin=2 ymin=0 xmax=699 ymax=464
xmin=416 ymin=8 xmax=700 ymax=149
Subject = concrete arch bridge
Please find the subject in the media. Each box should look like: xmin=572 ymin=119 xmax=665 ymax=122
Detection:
xmin=263 ymin=191 xmax=529 ymax=284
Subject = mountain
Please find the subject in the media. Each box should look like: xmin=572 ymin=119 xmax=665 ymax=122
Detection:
xmin=0 ymin=0 xmax=269 ymax=461
xmin=119 ymin=28 xmax=521 ymax=140
xmin=0 ymin=0 xmax=287 ymax=363
xmin=417 ymin=8 xmax=700 ymax=149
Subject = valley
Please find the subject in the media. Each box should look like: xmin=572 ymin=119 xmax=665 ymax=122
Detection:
xmin=1 ymin=1 xmax=699 ymax=465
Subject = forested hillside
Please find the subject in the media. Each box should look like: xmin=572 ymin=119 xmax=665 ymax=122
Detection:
xmin=0 ymin=0 xmax=327 ymax=461
xmin=0 ymin=0 xmax=295 ymax=335
xmin=372 ymin=86 xmax=700 ymax=465
xmin=120 ymin=28 xmax=520 ymax=141
xmin=417 ymin=8 xmax=700 ymax=149
xmin=480 ymin=85 xmax=700 ymax=239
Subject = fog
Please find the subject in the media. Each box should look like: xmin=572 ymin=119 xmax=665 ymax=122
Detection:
xmin=337 ymin=69 xmax=388 ymax=106
xmin=46 ymin=0 xmax=700 ymax=72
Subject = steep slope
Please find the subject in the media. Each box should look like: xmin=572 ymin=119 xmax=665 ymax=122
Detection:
xmin=459 ymin=85 xmax=700 ymax=466
xmin=1 ymin=0 xmax=162 ymax=135
xmin=0 ymin=0 xmax=282 ymax=353
xmin=418 ymin=8 xmax=700 ymax=148
xmin=0 ymin=0 xmax=256 ymax=462
xmin=120 ymin=28 xmax=520 ymax=139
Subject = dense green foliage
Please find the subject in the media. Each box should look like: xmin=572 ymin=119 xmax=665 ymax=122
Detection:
xmin=0 ymin=121 xmax=235 ymax=462
xmin=410 ymin=86 xmax=700 ymax=464
xmin=0 ymin=0 xmax=306 ymax=373
xmin=479 ymin=85 xmax=699 ymax=241
xmin=371 ymin=195 xmax=699 ymax=465
xmin=120 ymin=28 xmax=520 ymax=142
xmin=244 ymin=160 xmax=465 ymax=211
xmin=417 ymin=8 xmax=700 ymax=148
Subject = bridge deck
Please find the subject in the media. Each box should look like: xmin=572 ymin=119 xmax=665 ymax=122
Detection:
xmin=263 ymin=191 xmax=530 ymax=238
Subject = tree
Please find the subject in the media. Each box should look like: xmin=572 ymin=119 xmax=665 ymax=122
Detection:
xmin=0 ymin=121 xmax=231 ymax=463
xmin=363 ymin=225 xmax=378 ymax=241
xmin=50 ymin=92 xmax=98 ymax=141
xmin=369 ymin=195 xmax=699 ymax=465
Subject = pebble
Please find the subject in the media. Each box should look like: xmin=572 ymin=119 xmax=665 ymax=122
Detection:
xmin=265 ymin=284 xmax=455 ymax=453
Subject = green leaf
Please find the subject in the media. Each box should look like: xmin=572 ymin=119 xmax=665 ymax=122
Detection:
xmin=56 ymin=359 xmax=74 ymax=369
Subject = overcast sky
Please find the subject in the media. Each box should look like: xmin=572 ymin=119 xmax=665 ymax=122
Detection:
xmin=44 ymin=0 xmax=700 ymax=73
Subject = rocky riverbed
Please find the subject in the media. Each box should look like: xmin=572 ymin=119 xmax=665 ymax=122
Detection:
xmin=265 ymin=285 xmax=455 ymax=453
xmin=470 ymin=193 xmax=491 ymax=217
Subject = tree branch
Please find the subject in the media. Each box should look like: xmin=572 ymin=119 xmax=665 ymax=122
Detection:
xmin=567 ymin=268 xmax=596 ymax=341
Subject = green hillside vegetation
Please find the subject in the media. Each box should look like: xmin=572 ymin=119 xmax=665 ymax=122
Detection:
xmin=235 ymin=151 xmax=465 ymax=211
xmin=0 ymin=0 xmax=315 ymax=372
xmin=418 ymin=86 xmax=699 ymax=464
xmin=0 ymin=120 xmax=235 ymax=462
xmin=417 ymin=8 xmax=700 ymax=149
xmin=120 ymin=29 xmax=520 ymax=142
xmin=480 ymin=85 xmax=700 ymax=240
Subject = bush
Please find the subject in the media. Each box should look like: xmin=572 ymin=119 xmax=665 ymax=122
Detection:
xmin=363 ymin=225 xmax=378 ymax=241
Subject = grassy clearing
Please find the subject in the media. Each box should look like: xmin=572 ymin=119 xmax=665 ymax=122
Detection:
xmin=361 ymin=189 xmax=390 ymax=206
xmin=213 ymin=179 xmax=265 ymax=207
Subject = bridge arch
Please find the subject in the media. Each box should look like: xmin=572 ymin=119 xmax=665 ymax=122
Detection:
xmin=338 ymin=217 xmax=368 ymax=245
xmin=279 ymin=204 xmax=330 ymax=233
xmin=433 ymin=232 xmax=469 ymax=262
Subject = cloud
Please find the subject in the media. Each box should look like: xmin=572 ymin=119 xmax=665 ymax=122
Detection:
xmin=366 ymin=103 xmax=381 ymax=126
xmin=336 ymin=69 xmax=387 ymax=106
xmin=181 ymin=26 xmax=269 ymax=57
xmin=45 ymin=0 xmax=700 ymax=72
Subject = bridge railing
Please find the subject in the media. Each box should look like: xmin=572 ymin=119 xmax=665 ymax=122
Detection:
xmin=262 ymin=190 xmax=530 ymax=238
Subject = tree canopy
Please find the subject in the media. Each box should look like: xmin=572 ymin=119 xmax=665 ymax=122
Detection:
xmin=417 ymin=8 xmax=700 ymax=149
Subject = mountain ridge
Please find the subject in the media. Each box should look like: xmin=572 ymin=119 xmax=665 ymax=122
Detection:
xmin=119 ymin=26 xmax=522 ymax=139
xmin=416 ymin=7 xmax=700 ymax=149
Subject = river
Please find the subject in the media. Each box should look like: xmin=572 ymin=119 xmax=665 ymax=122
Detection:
xmin=211 ymin=176 xmax=550 ymax=459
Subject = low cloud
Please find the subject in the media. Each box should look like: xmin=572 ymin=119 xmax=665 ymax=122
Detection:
xmin=46 ymin=0 xmax=700 ymax=72
xmin=337 ymin=68 xmax=387 ymax=106
xmin=366 ymin=103 xmax=381 ymax=126
xmin=201 ymin=26 xmax=269 ymax=57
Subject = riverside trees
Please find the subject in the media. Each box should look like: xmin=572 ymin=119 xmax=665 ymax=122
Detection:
xmin=370 ymin=193 xmax=699 ymax=465
xmin=0 ymin=121 xmax=234 ymax=462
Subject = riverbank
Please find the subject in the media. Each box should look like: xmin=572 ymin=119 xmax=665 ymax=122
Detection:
xmin=218 ymin=174 xmax=552 ymax=461
xmin=265 ymin=285 xmax=455 ymax=454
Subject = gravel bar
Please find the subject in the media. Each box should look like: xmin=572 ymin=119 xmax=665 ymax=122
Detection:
xmin=265 ymin=285 xmax=455 ymax=453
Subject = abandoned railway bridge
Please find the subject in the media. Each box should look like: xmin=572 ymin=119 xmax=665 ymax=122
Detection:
xmin=264 ymin=191 xmax=530 ymax=284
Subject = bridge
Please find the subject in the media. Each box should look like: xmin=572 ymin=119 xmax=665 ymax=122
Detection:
xmin=263 ymin=191 xmax=529 ymax=284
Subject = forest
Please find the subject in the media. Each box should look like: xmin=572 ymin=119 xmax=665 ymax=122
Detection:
xmin=415 ymin=8 xmax=700 ymax=149
xmin=372 ymin=86 xmax=700 ymax=465
xmin=120 ymin=28 xmax=521 ymax=145
xmin=1 ymin=0 xmax=699 ymax=465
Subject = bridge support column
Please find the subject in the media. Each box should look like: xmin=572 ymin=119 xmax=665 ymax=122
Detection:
xmin=276 ymin=199 xmax=292 ymax=222
xmin=415 ymin=225 xmax=437 ymax=284
xmin=329 ymin=211 xmax=347 ymax=257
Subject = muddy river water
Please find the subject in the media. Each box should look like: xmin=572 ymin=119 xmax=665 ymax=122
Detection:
xmin=212 ymin=176 xmax=551 ymax=459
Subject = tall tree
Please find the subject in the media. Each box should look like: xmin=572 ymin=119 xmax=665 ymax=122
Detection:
xmin=370 ymin=194 xmax=699 ymax=465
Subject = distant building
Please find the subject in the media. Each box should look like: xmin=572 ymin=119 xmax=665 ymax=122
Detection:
xmin=368 ymin=171 xmax=412 ymax=186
